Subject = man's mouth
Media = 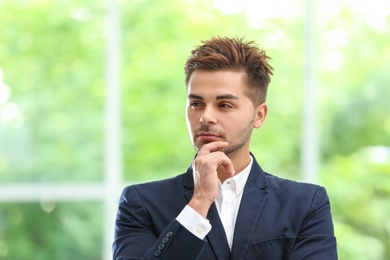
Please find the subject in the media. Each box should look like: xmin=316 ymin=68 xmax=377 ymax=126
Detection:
xmin=197 ymin=132 xmax=222 ymax=142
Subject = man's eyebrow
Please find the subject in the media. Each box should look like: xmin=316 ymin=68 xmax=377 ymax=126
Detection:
xmin=216 ymin=94 xmax=239 ymax=100
xmin=188 ymin=94 xmax=204 ymax=100
xmin=187 ymin=93 xmax=239 ymax=100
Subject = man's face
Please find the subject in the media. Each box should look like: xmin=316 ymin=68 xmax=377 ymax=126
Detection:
xmin=186 ymin=70 xmax=267 ymax=155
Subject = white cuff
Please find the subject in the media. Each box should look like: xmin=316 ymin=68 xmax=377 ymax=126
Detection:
xmin=176 ymin=205 xmax=212 ymax=240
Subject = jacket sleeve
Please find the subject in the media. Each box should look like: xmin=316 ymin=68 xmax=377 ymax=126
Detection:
xmin=288 ymin=186 xmax=338 ymax=260
xmin=112 ymin=186 xmax=207 ymax=260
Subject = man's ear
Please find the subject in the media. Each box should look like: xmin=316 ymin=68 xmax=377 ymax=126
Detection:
xmin=253 ymin=103 xmax=268 ymax=129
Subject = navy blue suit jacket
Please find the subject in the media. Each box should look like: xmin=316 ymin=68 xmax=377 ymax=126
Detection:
xmin=113 ymin=156 xmax=337 ymax=259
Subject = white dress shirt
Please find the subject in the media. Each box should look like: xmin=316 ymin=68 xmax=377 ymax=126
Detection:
xmin=176 ymin=156 xmax=253 ymax=251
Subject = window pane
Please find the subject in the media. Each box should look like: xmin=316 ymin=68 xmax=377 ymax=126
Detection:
xmin=0 ymin=202 xmax=103 ymax=259
xmin=0 ymin=1 xmax=105 ymax=182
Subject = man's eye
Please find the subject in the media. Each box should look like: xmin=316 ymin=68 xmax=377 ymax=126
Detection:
xmin=219 ymin=103 xmax=232 ymax=108
xmin=190 ymin=101 xmax=201 ymax=107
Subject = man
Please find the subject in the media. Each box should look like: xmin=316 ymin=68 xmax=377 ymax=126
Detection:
xmin=112 ymin=36 xmax=337 ymax=259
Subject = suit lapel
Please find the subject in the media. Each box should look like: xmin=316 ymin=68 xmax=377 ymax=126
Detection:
xmin=231 ymin=159 xmax=269 ymax=260
xmin=206 ymin=204 xmax=231 ymax=260
xmin=183 ymin=165 xmax=231 ymax=260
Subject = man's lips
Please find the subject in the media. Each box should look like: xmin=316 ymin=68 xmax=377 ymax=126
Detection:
xmin=197 ymin=132 xmax=222 ymax=141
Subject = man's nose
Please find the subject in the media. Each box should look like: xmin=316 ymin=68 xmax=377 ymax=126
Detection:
xmin=200 ymin=107 xmax=217 ymax=125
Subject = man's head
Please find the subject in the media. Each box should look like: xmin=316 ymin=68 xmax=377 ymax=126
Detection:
xmin=185 ymin=36 xmax=273 ymax=157
xmin=184 ymin=36 xmax=273 ymax=106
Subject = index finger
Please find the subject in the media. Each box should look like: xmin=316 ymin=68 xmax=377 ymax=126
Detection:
xmin=197 ymin=141 xmax=229 ymax=156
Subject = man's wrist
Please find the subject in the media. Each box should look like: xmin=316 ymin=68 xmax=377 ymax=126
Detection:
xmin=188 ymin=197 xmax=213 ymax=219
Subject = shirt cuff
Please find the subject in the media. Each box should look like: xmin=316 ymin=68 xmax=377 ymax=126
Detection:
xmin=176 ymin=205 xmax=212 ymax=240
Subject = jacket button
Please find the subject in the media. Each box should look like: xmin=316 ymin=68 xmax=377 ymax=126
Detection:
xmin=154 ymin=250 xmax=161 ymax=256
xmin=162 ymin=237 xmax=169 ymax=244
xmin=158 ymin=243 xmax=165 ymax=250
xmin=166 ymin=231 xmax=173 ymax=237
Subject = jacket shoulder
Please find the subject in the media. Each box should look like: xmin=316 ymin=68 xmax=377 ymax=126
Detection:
xmin=122 ymin=172 xmax=188 ymax=198
xmin=265 ymin=172 xmax=325 ymax=191
xmin=263 ymin=172 xmax=329 ymax=205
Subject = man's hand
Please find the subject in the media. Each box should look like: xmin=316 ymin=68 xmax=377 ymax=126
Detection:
xmin=188 ymin=141 xmax=235 ymax=218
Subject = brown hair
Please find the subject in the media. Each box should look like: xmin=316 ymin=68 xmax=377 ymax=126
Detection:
xmin=184 ymin=36 xmax=274 ymax=105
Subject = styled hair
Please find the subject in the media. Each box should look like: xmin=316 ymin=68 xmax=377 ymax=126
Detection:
xmin=184 ymin=36 xmax=274 ymax=105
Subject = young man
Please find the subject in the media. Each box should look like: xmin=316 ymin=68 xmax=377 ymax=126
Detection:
xmin=112 ymin=37 xmax=337 ymax=259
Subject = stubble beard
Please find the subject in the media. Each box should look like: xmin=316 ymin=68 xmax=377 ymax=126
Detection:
xmin=192 ymin=119 xmax=254 ymax=155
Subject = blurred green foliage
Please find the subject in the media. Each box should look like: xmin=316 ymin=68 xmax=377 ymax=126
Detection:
xmin=0 ymin=0 xmax=389 ymax=259
xmin=0 ymin=0 xmax=105 ymax=182
xmin=321 ymin=148 xmax=390 ymax=259
xmin=0 ymin=202 xmax=102 ymax=259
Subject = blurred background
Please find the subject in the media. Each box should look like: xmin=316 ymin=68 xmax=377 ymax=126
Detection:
xmin=0 ymin=0 xmax=389 ymax=259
